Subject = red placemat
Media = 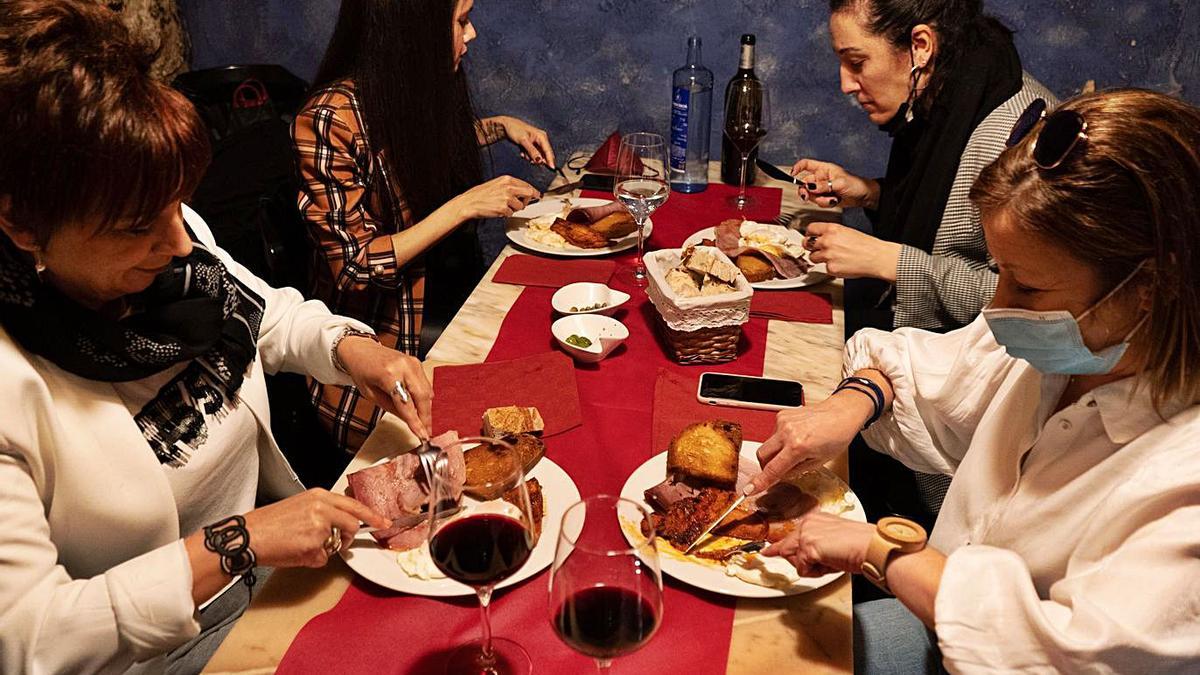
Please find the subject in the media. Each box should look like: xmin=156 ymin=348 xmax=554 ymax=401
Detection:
xmin=279 ymin=181 xmax=789 ymax=675
xmin=492 ymin=253 xmax=616 ymax=288
xmin=652 ymin=368 xmax=778 ymax=454
xmin=750 ymin=290 xmax=833 ymax=324
xmin=431 ymin=351 xmax=582 ymax=438
xmin=581 ymin=182 xmax=782 ymax=250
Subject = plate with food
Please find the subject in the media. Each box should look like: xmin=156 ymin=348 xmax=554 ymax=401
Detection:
xmin=619 ymin=420 xmax=865 ymax=598
xmin=681 ymin=220 xmax=830 ymax=289
xmin=507 ymin=197 xmax=653 ymax=257
xmin=337 ymin=407 xmax=581 ymax=597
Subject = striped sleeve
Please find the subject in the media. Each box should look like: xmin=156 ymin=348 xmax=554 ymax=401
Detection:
xmin=293 ymin=90 xmax=404 ymax=292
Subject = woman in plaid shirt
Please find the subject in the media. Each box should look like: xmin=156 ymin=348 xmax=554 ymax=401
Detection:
xmin=294 ymin=0 xmax=554 ymax=454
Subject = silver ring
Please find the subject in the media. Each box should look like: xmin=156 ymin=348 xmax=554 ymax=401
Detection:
xmin=323 ymin=526 xmax=342 ymax=556
xmin=827 ymin=179 xmax=835 ymax=193
xmin=392 ymin=379 xmax=410 ymax=404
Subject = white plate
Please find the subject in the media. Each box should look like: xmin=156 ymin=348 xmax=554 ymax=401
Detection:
xmin=681 ymin=224 xmax=831 ymax=289
xmin=507 ymin=197 xmax=654 ymax=257
xmin=619 ymin=441 xmax=866 ymax=598
xmin=337 ymin=454 xmax=581 ymax=597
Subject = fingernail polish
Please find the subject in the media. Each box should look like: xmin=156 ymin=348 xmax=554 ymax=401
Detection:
xmin=807 ymin=182 xmax=819 ymax=191
xmin=800 ymin=193 xmax=808 ymax=201
xmin=830 ymin=198 xmax=840 ymax=206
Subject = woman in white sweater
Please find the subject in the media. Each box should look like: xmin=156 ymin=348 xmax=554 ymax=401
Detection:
xmin=746 ymin=89 xmax=1200 ymax=673
xmin=0 ymin=2 xmax=432 ymax=672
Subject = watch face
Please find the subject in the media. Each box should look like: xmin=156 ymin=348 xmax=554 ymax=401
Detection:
xmin=879 ymin=517 xmax=926 ymax=545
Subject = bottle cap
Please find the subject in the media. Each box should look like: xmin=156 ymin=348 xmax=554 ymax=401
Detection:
xmin=741 ymin=34 xmax=756 ymax=45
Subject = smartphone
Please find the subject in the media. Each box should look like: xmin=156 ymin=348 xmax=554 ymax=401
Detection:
xmin=580 ymin=173 xmax=616 ymax=192
xmin=696 ymin=372 xmax=805 ymax=411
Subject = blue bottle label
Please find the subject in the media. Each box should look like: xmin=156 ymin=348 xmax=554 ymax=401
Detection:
xmin=670 ymin=86 xmax=689 ymax=172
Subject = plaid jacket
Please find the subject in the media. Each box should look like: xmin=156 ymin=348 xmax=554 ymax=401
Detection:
xmin=293 ymin=81 xmax=425 ymax=454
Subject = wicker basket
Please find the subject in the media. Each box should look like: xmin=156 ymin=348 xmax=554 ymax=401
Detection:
xmin=644 ymin=248 xmax=753 ymax=365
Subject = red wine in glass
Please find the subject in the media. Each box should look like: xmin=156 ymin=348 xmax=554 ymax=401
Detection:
xmin=430 ymin=513 xmax=533 ymax=586
xmin=552 ymin=586 xmax=660 ymax=660
xmin=429 ymin=436 xmax=536 ymax=675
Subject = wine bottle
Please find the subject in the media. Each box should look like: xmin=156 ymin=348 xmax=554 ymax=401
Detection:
xmin=720 ymin=33 xmax=759 ymax=185
xmin=669 ymin=36 xmax=713 ymax=193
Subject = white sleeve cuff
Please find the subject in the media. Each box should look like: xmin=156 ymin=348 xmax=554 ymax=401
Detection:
xmin=105 ymin=539 xmax=200 ymax=660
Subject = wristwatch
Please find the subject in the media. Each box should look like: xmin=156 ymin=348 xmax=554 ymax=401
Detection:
xmin=861 ymin=516 xmax=927 ymax=593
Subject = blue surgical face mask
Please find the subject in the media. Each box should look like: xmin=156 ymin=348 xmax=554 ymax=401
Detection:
xmin=983 ymin=263 xmax=1147 ymax=375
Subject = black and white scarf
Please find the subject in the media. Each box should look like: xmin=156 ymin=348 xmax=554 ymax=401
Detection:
xmin=0 ymin=231 xmax=264 ymax=467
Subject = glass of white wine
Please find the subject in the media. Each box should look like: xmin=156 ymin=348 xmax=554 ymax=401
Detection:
xmin=614 ymin=132 xmax=670 ymax=286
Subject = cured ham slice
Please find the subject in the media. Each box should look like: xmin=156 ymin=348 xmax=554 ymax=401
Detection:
xmin=713 ymin=220 xmax=810 ymax=279
xmin=346 ymin=430 xmax=466 ymax=550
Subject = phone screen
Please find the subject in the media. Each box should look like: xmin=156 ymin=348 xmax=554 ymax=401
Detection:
xmin=699 ymin=373 xmax=804 ymax=407
xmin=580 ymin=173 xmax=616 ymax=191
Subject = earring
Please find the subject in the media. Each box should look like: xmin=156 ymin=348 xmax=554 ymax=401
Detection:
xmin=33 ymin=250 xmax=46 ymax=278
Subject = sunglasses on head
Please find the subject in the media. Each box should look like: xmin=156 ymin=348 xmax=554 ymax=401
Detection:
xmin=1006 ymin=98 xmax=1089 ymax=170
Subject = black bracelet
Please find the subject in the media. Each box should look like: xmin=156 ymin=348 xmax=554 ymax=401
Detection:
xmin=836 ymin=376 xmax=885 ymax=429
xmin=203 ymin=515 xmax=257 ymax=588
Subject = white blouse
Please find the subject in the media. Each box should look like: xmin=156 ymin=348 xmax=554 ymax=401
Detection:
xmin=845 ymin=316 xmax=1200 ymax=674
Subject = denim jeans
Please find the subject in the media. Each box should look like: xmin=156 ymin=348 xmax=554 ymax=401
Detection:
xmin=854 ymin=598 xmax=948 ymax=674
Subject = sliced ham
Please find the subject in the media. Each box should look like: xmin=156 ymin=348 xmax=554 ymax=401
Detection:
xmin=644 ymin=477 xmax=701 ymax=512
xmin=713 ymin=219 xmax=811 ymax=279
xmin=566 ymin=201 xmax=625 ymax=224
xmin=346 ymin=431 xmax=467 ymax=551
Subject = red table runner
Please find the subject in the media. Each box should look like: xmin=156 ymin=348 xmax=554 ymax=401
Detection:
xmin=431 ymin=351 xmax=583 ymax=438
xmin=278 ymin=184 xmax=789 ymax=673
xmin=492 ymin=253 xmax=616 ymax=288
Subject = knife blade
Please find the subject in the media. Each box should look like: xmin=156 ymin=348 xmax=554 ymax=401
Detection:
xmin=683 ymin=493 xmax=749 ymax=554
xmin=361 ymin=504 xmax=463 ymax=534
xmin=542 ymin=180 xmax=582 ymax=196
xmin=755 ymin=158 xmax=802 ymax=186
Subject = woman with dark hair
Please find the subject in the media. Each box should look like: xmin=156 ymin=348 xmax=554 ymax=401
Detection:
xmin=747 ymin=89 xmax=1200 ymax=673
xmin=0 ymin=2 xmax=426 ymax=671
xmin=790 ymin=0 xmax=1056 ymax=527
xmin=294 ymin=0 xmax=553 ymax=455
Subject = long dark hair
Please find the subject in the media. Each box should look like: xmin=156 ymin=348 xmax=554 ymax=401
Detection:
xmin=312 ymin=0 xmax=483 ymax=222
xmin=829 ymin=0 xmax=1011 ymax=112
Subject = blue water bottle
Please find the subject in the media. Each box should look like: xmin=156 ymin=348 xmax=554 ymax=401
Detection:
xmin=669 ymin=36 xmax=713 ymax=193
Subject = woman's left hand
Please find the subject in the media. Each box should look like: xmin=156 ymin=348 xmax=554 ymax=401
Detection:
xmin=804 ymin=221 xmax=902 ymax=282
xmin=335 ymin=336 xmax=433 ymax=439
xmin=494 ymin=116 xmax=556 ymax=168
xmin=761 ymin=512 xmax=876 ymax=577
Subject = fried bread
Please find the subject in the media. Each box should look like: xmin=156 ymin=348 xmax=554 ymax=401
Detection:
xmin=735 ymin=253 xmax=777 ymax=282
xmin=551 ymin=218 xmax=609 ymax=248
xmin=589 ymin=211 xmax=637 ymax=239
xmin=482 ymin=406 xmax=544 ymax=438
xmin=463 ymin=433 xmax=546 ymax=500
xmin=502 ymin=478 xmax=545 ymax=541
xmin=666 ymin=420 xmax=742 ymax=489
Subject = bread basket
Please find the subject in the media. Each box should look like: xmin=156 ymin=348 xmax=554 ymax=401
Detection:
xmin=644 ymin=247 xmax=753 ymax=364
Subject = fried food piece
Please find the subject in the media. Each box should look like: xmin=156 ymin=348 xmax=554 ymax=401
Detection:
xmin=503 ymin=478 xmax=545 ymax=541
xmin=589 ymin=211 xmax=637 ymax=240
xmin=643 ymin=488 xmax=762 ymax=549
xmin=551 ymin=218 xmax=608 ymax=249
xmin=735 ymin=253 xmax=777 ymax=282
xmin=482 ymin=406 xmax=544 ymax=437
xmin=667 ymin=420 xmax=742 ymax=489
xmin=463 ymin=433 xmax=546 ymax=500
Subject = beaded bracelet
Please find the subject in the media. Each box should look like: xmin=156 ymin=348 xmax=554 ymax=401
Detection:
xmin=203 ymin=515 xmax=257 ymax=588
xmin=835 ymin=376 xmax=886 ymax=429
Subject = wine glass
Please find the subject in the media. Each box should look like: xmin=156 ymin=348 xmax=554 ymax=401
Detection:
xmin=614 ymin=132 xmax=670 ymax=286
xmin=428 ymin=436 xmax=535 ymax=675
xmin=724 ymin=79 xmax=770 ymax=210
xmin=549 ymin=495 xmax=663 ymax=672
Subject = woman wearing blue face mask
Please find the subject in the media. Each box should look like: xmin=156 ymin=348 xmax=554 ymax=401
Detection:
xmin=742 ymin=89 xmax=1200 ymax=673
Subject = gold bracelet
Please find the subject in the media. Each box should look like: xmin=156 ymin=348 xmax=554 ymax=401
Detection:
xmin=330 ymin=326 xmax=378 ymax=375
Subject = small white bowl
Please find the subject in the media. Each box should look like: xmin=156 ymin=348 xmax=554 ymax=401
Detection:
xmin=551 ymin=315 xmax=629 ymax=363
xmin=551 ymin=283 xmax=630 ymax=317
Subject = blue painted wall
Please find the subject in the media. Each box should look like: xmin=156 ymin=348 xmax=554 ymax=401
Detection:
xmin=180 ymin=0 xmax=1200 ymax=183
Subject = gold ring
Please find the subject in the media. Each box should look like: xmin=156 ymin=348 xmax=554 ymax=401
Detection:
xmin=323 ymin=526 xmax=342 ymax=557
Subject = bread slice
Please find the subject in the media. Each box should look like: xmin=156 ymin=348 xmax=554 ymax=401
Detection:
xmin=666 ymin=420 xmax=742 ymax=489
xmin=482 ymin=406 xmax=544 ymax=437
xmin=735 ymin=253 xmax=776 ymax=282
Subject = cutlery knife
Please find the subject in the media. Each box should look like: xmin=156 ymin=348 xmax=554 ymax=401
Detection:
xmin=361 ymin=504 xmax=463 ymax=534
xmin=755 ymin=158 xmax=802 ymax=186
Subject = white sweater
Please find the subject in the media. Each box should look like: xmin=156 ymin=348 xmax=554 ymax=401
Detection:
xmin=846 ymin=316 xmax=1200 ymax=673
xmin=0 ymin=206 xmax=372 ymax=674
